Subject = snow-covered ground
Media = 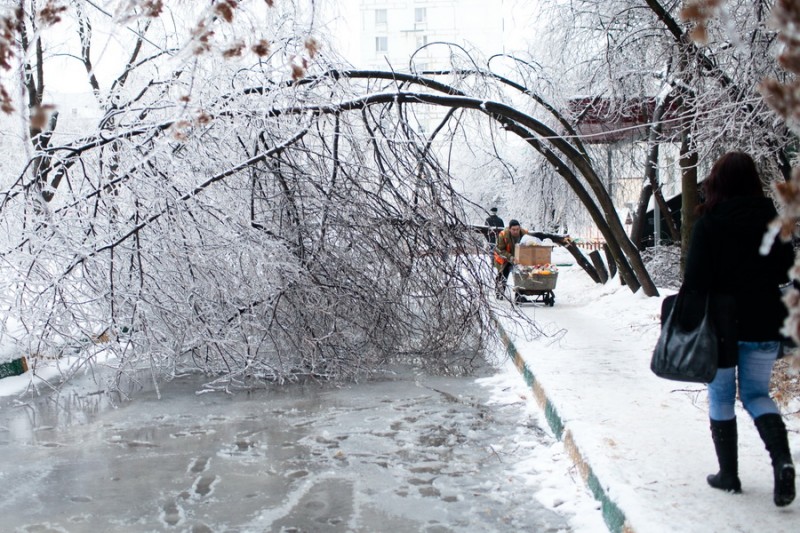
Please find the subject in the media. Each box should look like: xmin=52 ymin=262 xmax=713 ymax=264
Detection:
xmin=501 ymin=262 xmax=800 ymax=532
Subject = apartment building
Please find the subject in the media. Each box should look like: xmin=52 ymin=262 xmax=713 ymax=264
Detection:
xmin=355 ymin=0 xmax=513 ymax=70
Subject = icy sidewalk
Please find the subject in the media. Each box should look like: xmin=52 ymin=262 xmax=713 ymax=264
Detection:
xmin=498 ymin=266 xmax=799 ymax=533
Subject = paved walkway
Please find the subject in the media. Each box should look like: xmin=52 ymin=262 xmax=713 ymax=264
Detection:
xmin=498 ymin=268 xmax=799 ymax=533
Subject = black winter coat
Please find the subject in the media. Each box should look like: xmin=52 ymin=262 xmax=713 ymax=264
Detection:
xmin=485 ymin=214 xmax=504 ymax=228
xmin=682 ymin=196 xmax=794 ymax=367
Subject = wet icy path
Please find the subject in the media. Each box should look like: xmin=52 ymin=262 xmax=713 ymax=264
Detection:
xmin=0 ymin=365 xmax=596 ymax=532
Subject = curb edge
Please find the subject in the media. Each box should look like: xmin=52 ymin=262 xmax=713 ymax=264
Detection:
xmin=497 ymin=322 xmax=633 ymax=533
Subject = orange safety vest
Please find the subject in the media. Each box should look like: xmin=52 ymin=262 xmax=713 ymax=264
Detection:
xmin=494 ymin=231 xmax=511 ymax=265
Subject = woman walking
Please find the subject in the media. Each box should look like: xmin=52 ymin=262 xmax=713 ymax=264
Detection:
xmin=682 ymin=151 xmax=796 ymax=506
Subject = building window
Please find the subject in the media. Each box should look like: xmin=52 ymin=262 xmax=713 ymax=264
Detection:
xmin=375 ymin=36 xmax=388 ymax=53
xmin=416 ymin=35 xmax=428 ymax=48
xmin=375 ymin=8 xmax=387 ymax=25
xmin=415 ymin=7 xmax=427 ymax=24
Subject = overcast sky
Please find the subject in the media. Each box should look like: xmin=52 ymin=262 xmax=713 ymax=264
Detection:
xmin=26 ymin=0 xmax=542 ymax=100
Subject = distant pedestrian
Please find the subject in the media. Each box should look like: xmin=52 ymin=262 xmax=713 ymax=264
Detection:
xmin=493 ymin=219 xmax=528 ymax=298
xmin=682 ymin=151 xmax=795 ymax=506
xmin=485 ymin=207 xmax=504 ymax=246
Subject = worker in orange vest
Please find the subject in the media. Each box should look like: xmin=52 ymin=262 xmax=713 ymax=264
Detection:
xmin=494 ymin=219 xmax=529 ymax=298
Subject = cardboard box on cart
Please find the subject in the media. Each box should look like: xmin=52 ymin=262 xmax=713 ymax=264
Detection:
xmin=514 ymin=245 xmax=552 ymax=266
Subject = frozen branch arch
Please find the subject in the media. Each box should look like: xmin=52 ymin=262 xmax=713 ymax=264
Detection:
xmin=258 ymin=79 xmax=658 ymax=296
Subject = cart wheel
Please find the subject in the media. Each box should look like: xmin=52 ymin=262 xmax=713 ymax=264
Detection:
xmin=545 ymin=292 xmax=555 ymax=307
xmin=495 ymin=286 xmax=507 ymax=302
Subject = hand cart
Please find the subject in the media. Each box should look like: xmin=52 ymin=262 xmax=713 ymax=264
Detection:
xmin=512 ymin=265 xmax=558 ymax=306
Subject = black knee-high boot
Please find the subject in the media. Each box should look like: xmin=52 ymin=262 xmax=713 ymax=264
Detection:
xmin=708 ymin=418 xmax=742 ymax=493
xmin=754 ymin=413 xmax=796 ymax=507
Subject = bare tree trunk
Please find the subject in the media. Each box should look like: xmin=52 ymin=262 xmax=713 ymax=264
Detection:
xmin=644 ymin=95 xmax=680 ymax=244
xmin=630 ymin=183 xmax=652 ymax=250
xmin=602 ymin=243 xmax=618 ymax=279
xmin=589 ymin=250 xmax=609 ymax=283
xmin=679 ymin=132 xmax=699 ymax=277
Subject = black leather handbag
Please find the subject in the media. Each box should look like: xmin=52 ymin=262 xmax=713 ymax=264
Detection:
xmin=651 ymin=291 xmax=719 ymax=383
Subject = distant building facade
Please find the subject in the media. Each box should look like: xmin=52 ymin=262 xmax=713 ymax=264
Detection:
xmin=353 ymin=0 xmax=511 ymax=134
xmin=356 ymin=0 xmax=508 ymax=71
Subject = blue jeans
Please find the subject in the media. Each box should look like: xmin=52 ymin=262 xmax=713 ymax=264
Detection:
xmin=708 ymin=341 xmax=781 ymax=421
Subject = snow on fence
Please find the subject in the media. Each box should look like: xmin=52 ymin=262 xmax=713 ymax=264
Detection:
xmin=574 ymin=239 xmax=606 ymax=251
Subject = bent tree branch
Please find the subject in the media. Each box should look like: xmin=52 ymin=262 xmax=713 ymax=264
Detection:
xmin=266 ymin=90 xmax=658 ymax=296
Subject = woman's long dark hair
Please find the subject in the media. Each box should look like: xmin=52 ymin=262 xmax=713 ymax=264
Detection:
xmin=697 ymin=152 xmax=764 ymax=214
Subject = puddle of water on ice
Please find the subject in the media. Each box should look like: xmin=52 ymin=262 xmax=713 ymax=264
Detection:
xmin=0 ymin=366 xmax=574 ymax=532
